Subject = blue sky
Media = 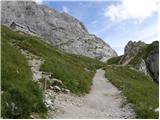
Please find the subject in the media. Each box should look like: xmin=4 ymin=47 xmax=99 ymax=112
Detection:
xmin=36 ymin=0 xmax=159 ymax=55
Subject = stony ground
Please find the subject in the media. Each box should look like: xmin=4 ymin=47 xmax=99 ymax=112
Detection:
xmin=48 ymin=69 xmax=136 ymax=119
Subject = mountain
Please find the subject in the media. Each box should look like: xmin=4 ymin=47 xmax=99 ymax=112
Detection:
xmin=107 ymin=41 xmax=159 ymax=83
xmin=1 ymin=1 xmax=117 ymax=61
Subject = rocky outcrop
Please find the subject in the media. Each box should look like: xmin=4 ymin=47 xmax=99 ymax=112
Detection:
xmin=119 ymin=41 xmax=145 ymax=64
xmin=119 ymin=40 xmax=159 ymax=83
xmin=133 ymin=59 xmax=149 ymax=76
xmin=146 ymin=52 xmax=159 ymax=83
xmin=145 ymin=41 xmax=159 ymax=83
xmin=1 ymin=1 xmax=117 ymax=60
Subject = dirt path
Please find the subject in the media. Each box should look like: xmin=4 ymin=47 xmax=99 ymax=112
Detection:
xmin=49 ymin=69 xmax=135 ymax=119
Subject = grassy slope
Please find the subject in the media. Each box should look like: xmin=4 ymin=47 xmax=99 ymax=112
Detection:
xmin=1 ymin=27 xmax=47 ymax=118
xmin=2 ymin=23 xmax=103 ymax=94
xmin=105 ymin=66 xmax=159 ymax=118
xmin=107 ymin=55 xmax=123 ymax=65
xmin=2 ymin=26 xmax=104 ymax=95
xmin=1 ymin=26 xmax=104 ymax=118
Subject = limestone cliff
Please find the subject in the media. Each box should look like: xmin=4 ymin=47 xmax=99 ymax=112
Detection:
xmin=1 ymin=1 xmax=117 ymax=60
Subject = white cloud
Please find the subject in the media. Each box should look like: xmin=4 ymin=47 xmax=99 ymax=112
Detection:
xmin=32 ymin=0 xmax=43 ymax=4
xmin=62 ymin=6 xmax=70 ymax=13
xmin=105 ymin=0 xmax=159 ymax=23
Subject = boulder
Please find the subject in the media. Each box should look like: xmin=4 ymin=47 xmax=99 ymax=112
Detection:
xmin=62 ymin=88 xmax=70 ymax=94
xmin=53 ymin=86 xmax=61 ymax=92
xmin=134 ymin=59 xmax=149 ymax=76
xmin=120 ymin=41 xmax=145 ymax=64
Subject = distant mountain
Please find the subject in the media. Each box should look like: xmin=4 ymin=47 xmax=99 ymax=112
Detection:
xmin=1 ymin=1 xmax=117 ymax=61
xmin=107 ymin=41 xmax=159 ymax=83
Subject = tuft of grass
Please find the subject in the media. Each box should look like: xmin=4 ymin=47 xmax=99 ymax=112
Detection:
xmin=107 ymin=55 xmax=123 ymax=65
xmin=105 ymin=66 xmax=159 ymax=118
xmin=1 ymin=28 xmax=47 ymax=118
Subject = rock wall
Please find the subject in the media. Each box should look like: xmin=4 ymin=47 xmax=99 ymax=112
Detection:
xmin=1 ymin=1 xmax=117 ymax=60
xmin=146 ymin=49 xmax=159 ymax=83
xmin=120 ymin=41 xmax=145 ymax=64
xmin=121 ymin=40 xmax=159 ymax=83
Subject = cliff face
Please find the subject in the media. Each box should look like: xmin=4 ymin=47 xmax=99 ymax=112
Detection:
xmin=145 ymin=41 xmax=159 ymax=83
xmin=123 ymin=41 xmax=159 ymax=83
xmin=119 ymin=41 xmax=145 ymax=64
xmin=1 ymin=1 xmax=117 ymax=60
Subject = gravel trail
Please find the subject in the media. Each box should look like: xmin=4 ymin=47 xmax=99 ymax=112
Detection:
xmin=50 ymin=69 xmax=135 ymax=119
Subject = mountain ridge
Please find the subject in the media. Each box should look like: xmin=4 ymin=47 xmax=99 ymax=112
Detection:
xmin=1 ymin=1 xmax=117 ymax=61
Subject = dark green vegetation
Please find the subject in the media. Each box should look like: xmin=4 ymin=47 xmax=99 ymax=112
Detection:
xmin=105 ymin=66 xmax=159 ymax=118
xmin=129 ymin=42 xmax=159 ymax=65
xmin=1 ymin=25 xmax=104 ymax=118
xmin=1 ymin=27 xmax=47 ymax=118
xmin=107 ymin=55 xmax=123 ymax=65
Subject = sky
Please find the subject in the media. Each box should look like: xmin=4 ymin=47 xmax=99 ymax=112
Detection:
xmin=34 ymin=0 xmax=159 ymax=55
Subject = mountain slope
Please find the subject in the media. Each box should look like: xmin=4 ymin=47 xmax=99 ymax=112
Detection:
xmin=1 ymin=27 xmax=47 ymax=118
xmin=1 ymin=1 xmax=117 ymax=60
xmin=107 ymin=41 xmax=159 ymax=83
xmin=1 ymin=26 xmax=104 ymax=118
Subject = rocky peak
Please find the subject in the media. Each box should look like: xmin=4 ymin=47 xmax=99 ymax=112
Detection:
xmin=120 ymin=41 xmax=145 ymax=64
xmin=124 ymin=41 xmax=145 ymax=54
xmin=121 ymin=40 xmax=159 ymax=83
xmin=1 ymin=1 xmax=117 ymax=60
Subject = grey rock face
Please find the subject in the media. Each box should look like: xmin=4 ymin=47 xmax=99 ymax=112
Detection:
xmin=121 ymin=41 xmax=159 ymax=83
xmin=146 ymin=51 xmax=159 ymax=83
xmin=120 ymin=41 xmax=145 ymax=64
xmin=1 ymin=1 xmax=117 ymax=60
xmin=134 ymin=59 xmax=149 ymax=76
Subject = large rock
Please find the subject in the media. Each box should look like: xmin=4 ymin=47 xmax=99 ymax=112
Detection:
xmin=1 ymin=1 xmax=117 ymax=60
xmin=120 ymin=40 xmax=159 ymax=83
xmin=134 ymin=59 xmax=149 ymax=76
xmin=120 ymin=41 xmax=145 ymax=64
xmin=145 ymin=42 xmax=159 ymax=83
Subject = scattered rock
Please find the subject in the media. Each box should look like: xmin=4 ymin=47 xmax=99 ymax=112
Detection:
xmin=49 ymin=86 xmax=54 ymax=90
xmin=62 ymin=88 xmax=70 ymax=94
xmin=50 ymin=78 xmax=63 ymax=86
xmin=45 ymin=99 xmax=52 ymax=108
xmin=53 ymin=86 xmax=61 ymax=92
